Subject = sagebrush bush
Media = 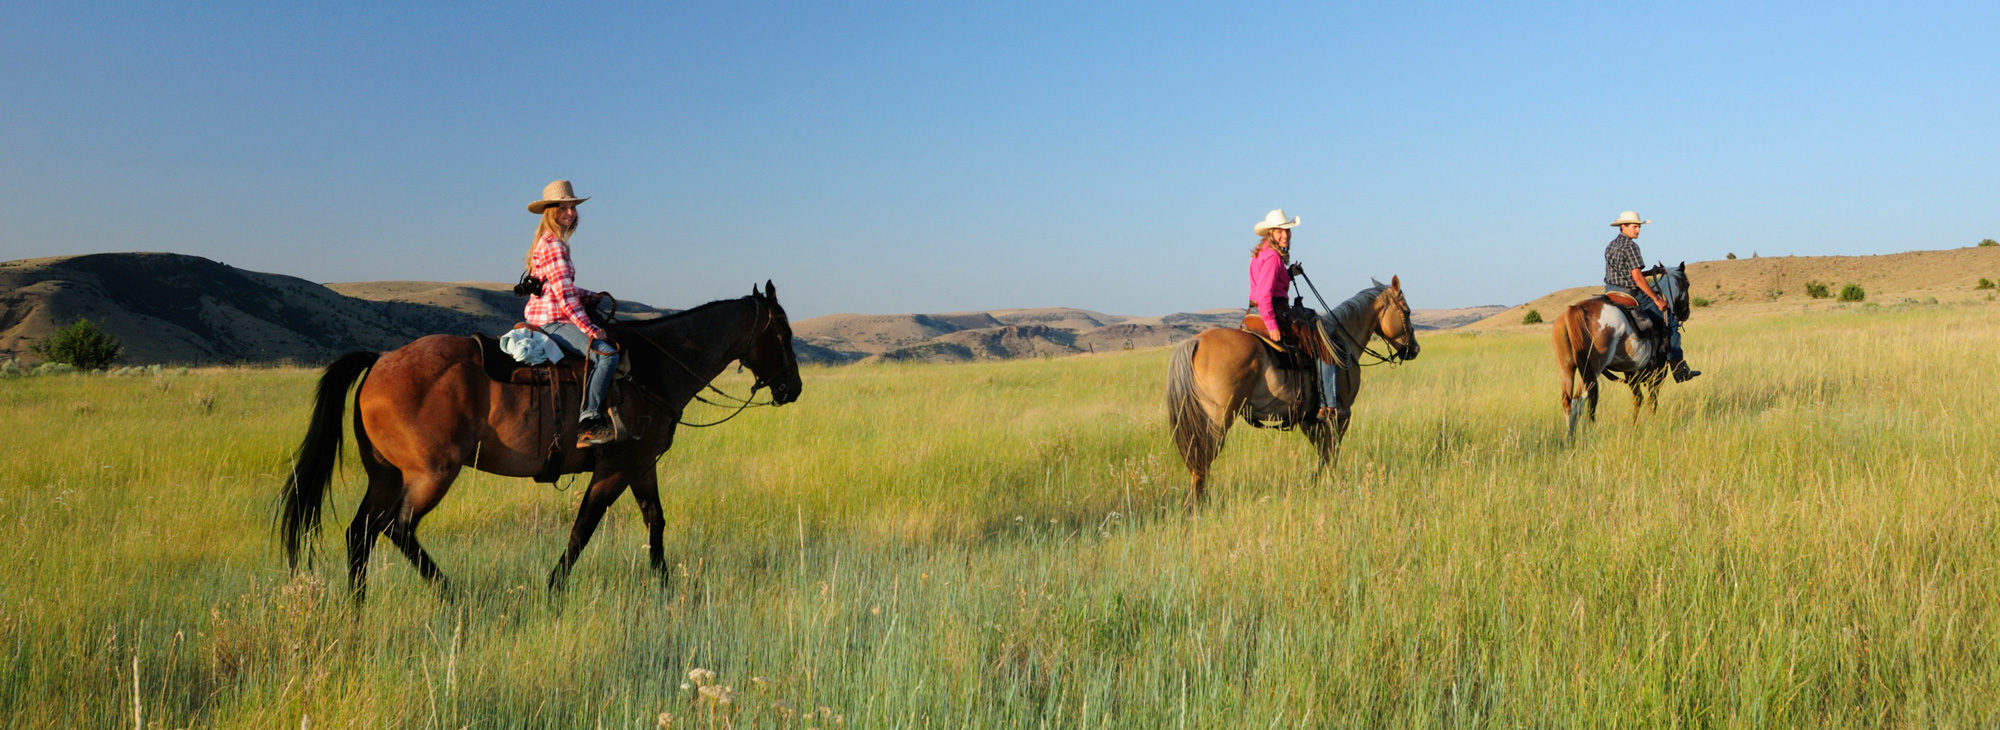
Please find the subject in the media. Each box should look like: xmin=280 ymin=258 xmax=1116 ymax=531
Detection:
xmin=1805 ymin=281 xmax=1831 ymax=299
xmin=1980 ymin=238 xmax=1997 ymax=247
xmin=1977 ymin=278 xmax=1995 ymax=290
xmin=1839 ymin=283 xmax=1866 ymax=302
xmin=1692 ymin=297 xmax=1712 ymax=308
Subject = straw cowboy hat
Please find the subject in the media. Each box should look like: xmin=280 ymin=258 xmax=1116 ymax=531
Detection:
xmin=1609 ymin=211 xmax=1651 ymax=227
xmin=1253 ymin=209 xmax=1301 ymax=235
xmin=527 ymin=180 xmax=589 ymax=214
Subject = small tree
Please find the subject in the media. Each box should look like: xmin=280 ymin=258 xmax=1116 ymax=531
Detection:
xmin=1838 ymin=284 xmax=1866 ymax=302
xmin=1980 ymin=238 xmax=1997 ymax=247
xmin=1804 ymin=281 xmax=1831 ymax=299
xmin=1725 ymin=252 xmax=1737 ymax=260
xmin=31 ymin=318 xmax=123 ymax=370
xmin=1522 ymin=309 xmax=1543 ymax=325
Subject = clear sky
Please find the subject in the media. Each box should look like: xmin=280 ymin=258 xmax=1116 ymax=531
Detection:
xmin=5 ymin=2 xmax=1996 ymax=318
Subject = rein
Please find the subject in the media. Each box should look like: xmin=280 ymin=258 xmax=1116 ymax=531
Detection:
xmin=607 ymin=297 xmax=778 ymax=428
xmin=1293 ymin=269 xmax=1411 ymax=368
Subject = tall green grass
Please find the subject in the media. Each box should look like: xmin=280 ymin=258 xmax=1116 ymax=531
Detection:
xmin=2 ymin=301 xmax=1997 ymax=726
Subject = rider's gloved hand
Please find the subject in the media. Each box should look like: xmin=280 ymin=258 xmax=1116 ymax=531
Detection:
xmin=1287 ymin=262 xmax=1304 ymax=276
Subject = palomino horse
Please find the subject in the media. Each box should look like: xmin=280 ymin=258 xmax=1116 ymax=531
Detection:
xmin=1552 ymin=263 xmax=1690 ymax=439
xmin=1164 ymin=277 xmax=1419 ymax=507
xmin=279 ymin=282 xmax=802 ymax=601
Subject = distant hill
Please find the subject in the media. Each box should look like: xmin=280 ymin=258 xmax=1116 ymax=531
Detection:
xmin=0 ymin=253 xmax=671 ymax=366
xmin=1462 ymin=245 xmax=2000 ymax=331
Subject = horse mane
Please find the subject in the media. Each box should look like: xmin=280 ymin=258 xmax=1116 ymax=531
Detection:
xmin=1326 ymin=282 xmax=1389 ymax=328
xmin=603 ymin=295 xmax=763 ymax=401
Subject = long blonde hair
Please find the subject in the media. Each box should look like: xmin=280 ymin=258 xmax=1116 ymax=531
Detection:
xmin=1250 ymin=231 xmax=1290 ymax=261
xmin=523 ymin=208 xmax=578 ymax=270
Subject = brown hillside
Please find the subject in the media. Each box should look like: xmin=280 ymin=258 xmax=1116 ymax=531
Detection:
xmin=0 ymin=253 xmax=672 ymax=366
xmin=865 ymin=325 xmax=1081 ymax=364
xmin=791 ymin=313 xmax=974 ymax=355
xmin=1464 ymin=245 xmax=2000 ymax=332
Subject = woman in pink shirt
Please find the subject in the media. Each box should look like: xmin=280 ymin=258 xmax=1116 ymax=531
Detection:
xmin=522 ymin=180 xmax=620 ymax=447
xmin=1248 ymin=209 xmax=1338 ymax=420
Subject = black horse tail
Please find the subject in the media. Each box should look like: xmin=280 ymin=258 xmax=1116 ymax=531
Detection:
xmin=279 ymin=351 xmax=379 ymax=570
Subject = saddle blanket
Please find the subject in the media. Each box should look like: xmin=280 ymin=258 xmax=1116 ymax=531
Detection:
xmin=498 ymin=326 xmax=567 ymax=365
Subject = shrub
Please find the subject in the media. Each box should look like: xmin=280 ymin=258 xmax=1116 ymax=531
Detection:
xmin=1804 ymin=281 xmax=1831 ymax=299
xmin=1692 ymin=296 xmax=1712 ymax=308
xmin=31 ymin=318 xmax=123 ymax=370
xmin=1978 ymin=278 xmax=1995 ymax=290
xmin=1838 ymin=284 xmax=1866 ymax=302
xmin=1725 ymin=252 xmax=1737 ymax=260
xmin=1980 ymin=238 xmax=1997 ymax=247
xmin=1521 ymin=309 xmax=1543 ymax=325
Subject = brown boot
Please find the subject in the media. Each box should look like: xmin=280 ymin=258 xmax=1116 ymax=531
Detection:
xmin=1672 ymin=361 xmax=1702 ymax=383
xmin=575 ymin=417 xmax=616 ymax=448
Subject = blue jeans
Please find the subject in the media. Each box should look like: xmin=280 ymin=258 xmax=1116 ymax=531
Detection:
xmin=540 ymin=322 xmax=620 ymax=422
xmin=1607 ymin=285 xmax=1682 ymax=360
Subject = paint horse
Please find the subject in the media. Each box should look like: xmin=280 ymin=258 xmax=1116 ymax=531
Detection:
xmin=1164 ymin=277 xmax=1419 ymax=508
xmin=1552 ymin=263 xmax=1691 ymax=439
xmin=279 ymin=283 xmax=802 ymax=601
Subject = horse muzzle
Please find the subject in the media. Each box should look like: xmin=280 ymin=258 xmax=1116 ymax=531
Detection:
xmin=767 ymin=379 xmax=801 ymax=405
xmin=1397 ymin=341 xmax=1420 ymax=361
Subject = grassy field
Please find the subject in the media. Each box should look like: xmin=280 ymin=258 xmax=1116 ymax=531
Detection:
xmin=3 ymin=300 xmax=1998 ymax=727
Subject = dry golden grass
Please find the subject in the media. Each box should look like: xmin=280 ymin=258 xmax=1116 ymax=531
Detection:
xmin=2 ymin=298 xmax=1997 ymax=726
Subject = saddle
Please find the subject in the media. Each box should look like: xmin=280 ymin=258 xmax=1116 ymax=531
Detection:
xmin=1600 ymin=292 xmax=1666 ymax=339
xmin=1240 ymin=307 xmax=1334 ymax=370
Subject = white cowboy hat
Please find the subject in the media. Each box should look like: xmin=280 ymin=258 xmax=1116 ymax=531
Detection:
xmin=1610 ymin=211 xmax=1651 ymax=227
xmin=1253 ymin=209 xmax=1301 ymax=235
xmin=528 ymin=180 xmax=590 ymax=214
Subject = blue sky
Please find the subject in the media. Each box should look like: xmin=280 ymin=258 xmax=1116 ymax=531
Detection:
xmin=5 ymin=2 xmax=1996 ymax=318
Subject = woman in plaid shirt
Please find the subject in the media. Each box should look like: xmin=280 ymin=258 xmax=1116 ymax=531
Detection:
xmin=523 ymin=180 xmax=621 ymax=446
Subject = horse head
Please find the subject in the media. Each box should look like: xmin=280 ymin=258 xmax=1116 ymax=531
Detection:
xmin=1660 ymin=262 xmax=1692 ymax=322
xmin=1371 ymin=275 xmax=1420 ymax=361
xmin=744 ymin=280 xmax=803 ymax=405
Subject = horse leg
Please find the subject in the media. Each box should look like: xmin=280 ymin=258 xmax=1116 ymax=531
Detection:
xmin=383 ymin=466 xmax=460 ymax=599
xmin=1629 ymin=380 xmax=1646 ymax=425
xmin=1186 ymin=396 xmax=1240 ymax=512
xmin=627 ymin=470 xmax=671 ymax=587
xmin=345 ymin=463 xmax=403 ymax=605
xmin=548 ymin=470 xmax=633 ymax=592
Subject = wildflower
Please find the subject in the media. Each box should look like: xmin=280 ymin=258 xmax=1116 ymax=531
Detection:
xmin=656 ymin=711 xmax=674 ymax=728
xmin=698 ymin=684 xmax=736 ymax=706
xmin=688 ymin=668 xmax=716 ymax=687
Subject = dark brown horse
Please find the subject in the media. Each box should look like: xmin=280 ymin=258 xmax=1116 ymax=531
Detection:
xmin=279 ymin=282 xmax=802 ymax=600
xmin=1552 ymin=263 xmax=1690 ymax=439
xmin=1164 ymin=277 xmax=1419 ymax=507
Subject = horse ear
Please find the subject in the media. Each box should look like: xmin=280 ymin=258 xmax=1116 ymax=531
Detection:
xmin=751 ymin=283 xmax=761 ymax=298
xmin=764 ymin=279 xmax=777 ymax=300
xmin=1390 ymin=275 xmax=1401 ymax=290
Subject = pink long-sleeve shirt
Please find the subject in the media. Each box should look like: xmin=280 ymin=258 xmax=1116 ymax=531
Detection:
xmin=524 ymin=233 xmax=607 ymax=340
xmin=1248 ymin=246 xmax=1289 ymax=332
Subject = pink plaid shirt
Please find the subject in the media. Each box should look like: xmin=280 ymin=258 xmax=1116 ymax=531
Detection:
xmin=523 ymin=233 xmax=606 ymax=340
xmin=1247 ymin=246 xmax=1289 ymax=333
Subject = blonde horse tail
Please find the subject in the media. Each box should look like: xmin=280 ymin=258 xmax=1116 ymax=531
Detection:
xmin=1165 ymin=337 xmax=1220 ymax=469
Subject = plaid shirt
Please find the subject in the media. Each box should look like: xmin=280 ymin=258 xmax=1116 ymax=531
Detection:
xmin=523 ymin=233 xmax=606 ymax=340
xmin=1604 ymin=234 xmax=1645 ymax=289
